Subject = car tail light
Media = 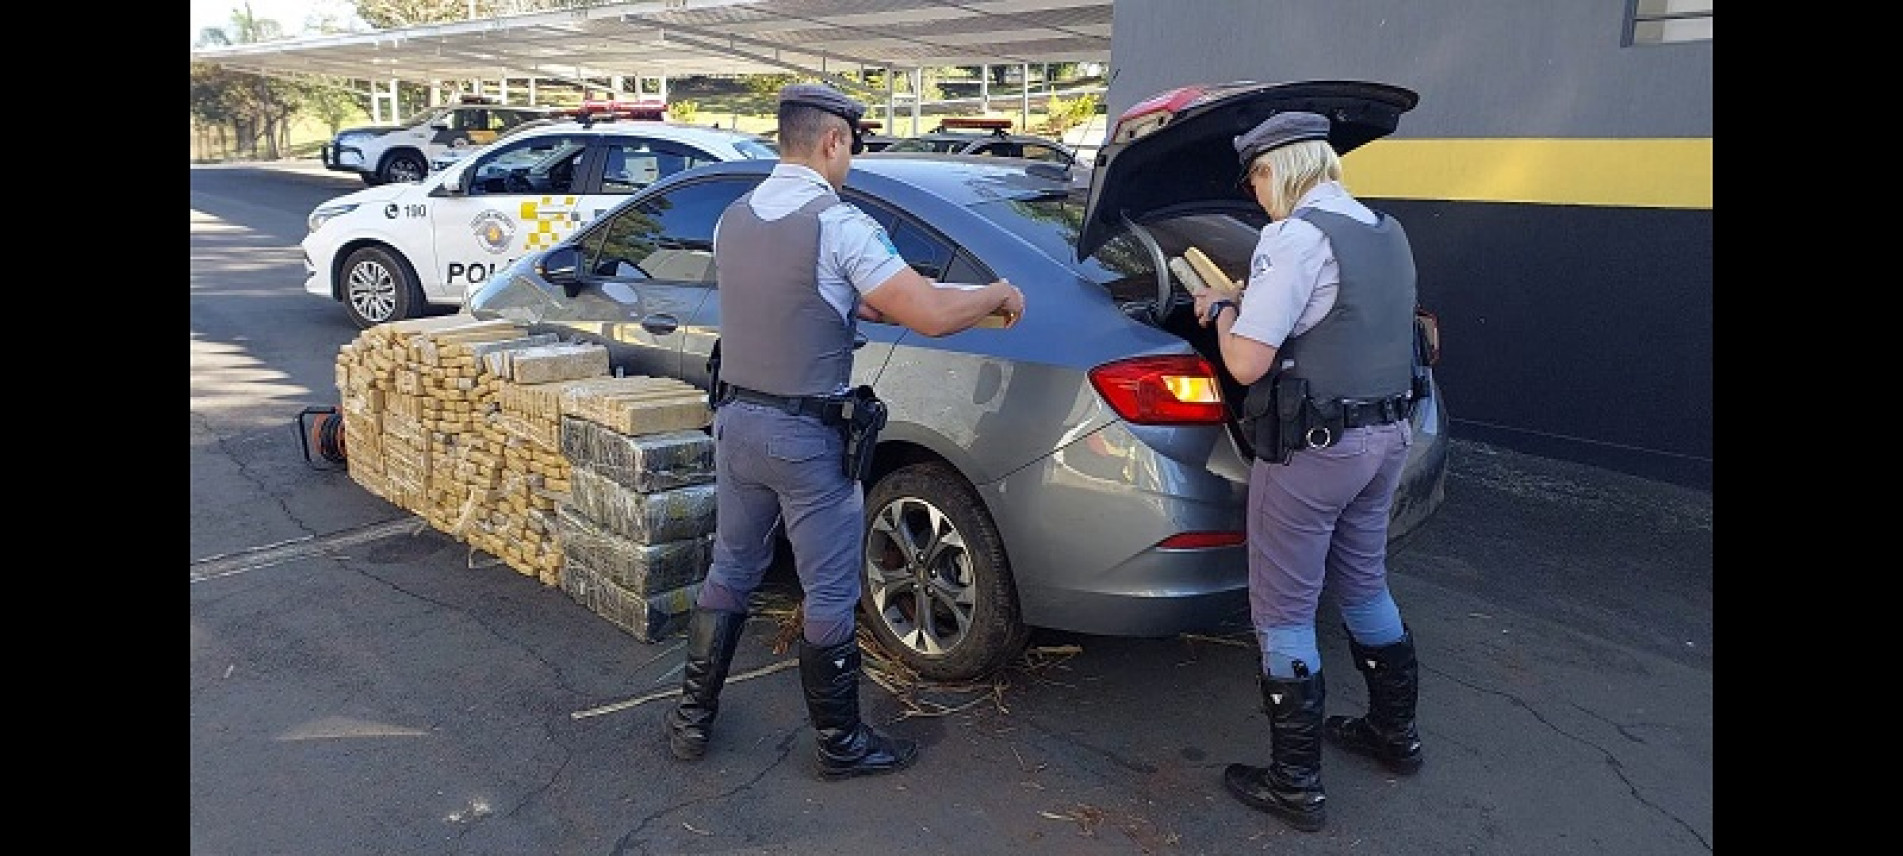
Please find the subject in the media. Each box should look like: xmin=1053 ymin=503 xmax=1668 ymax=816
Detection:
xmin=1414 ymin=307 xmax=1441 ymax=366
xmin=1089 ymin=355 xmax=1228 ymax=425
xmin=1156 ymin=531 xmax=1246 ymax=550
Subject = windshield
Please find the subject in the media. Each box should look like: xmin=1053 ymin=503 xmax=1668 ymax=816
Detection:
xmin=399 ymin=104 xmax=455 ymax=128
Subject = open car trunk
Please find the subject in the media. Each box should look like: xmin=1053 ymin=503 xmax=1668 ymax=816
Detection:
xmin=1106 ymin=208 xmax=1272 ymax=455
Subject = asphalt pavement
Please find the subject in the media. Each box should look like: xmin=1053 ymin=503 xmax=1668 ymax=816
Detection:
xmin=190 ymin=162 xmax=1712 ymax=856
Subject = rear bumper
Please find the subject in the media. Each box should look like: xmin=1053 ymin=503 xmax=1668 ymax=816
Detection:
xmin=1017 ymin=546 xmax=1253 ymax=637
xmin=981 ymin=398 xmax=1450 ymax=639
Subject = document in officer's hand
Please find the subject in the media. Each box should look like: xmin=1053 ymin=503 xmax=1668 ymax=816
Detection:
xmin=934 ymin=282 xmax=1017 ymax=328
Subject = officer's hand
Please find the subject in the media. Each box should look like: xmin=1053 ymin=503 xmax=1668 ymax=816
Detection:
xmin=1192 ymin=291 xmax=1217 ymax=327
xmin=994 ymin=280 xmax=1025 ymax=327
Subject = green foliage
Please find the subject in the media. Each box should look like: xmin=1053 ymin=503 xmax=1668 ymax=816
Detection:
xmin=740 ymin=74 xmax=797 ymax=99
xmin=304 ymin=81 xmax=367 ymax=136
xmin=670 ymin=100 xmax=700 ymax=123
xmin=1045 ymin=92 xmax=1101 ymax=136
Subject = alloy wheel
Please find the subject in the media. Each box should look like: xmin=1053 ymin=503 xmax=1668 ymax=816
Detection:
xmin=345 ymin=260 xmax=398 ymax=324
xmin=865 ymin=494 xmax=976 ymax=658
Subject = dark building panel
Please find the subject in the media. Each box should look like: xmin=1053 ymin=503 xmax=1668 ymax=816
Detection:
xmin=1377 ymin=198 xmax=1712 ymax=488
xmin=1105 ymin=0 xmax=1712 ymax=136
xmin=1106 ymin=0 xmax=1712 ymax=487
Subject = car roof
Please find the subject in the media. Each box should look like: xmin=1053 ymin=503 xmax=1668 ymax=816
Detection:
xmin=502 ymin=118 xmax=773 ymax=147
xmin=678 ymin=153 xmax=1079 ymax=206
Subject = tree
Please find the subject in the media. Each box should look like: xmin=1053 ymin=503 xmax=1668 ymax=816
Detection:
xmin=190 ymin=5 xmax=298 ymax=160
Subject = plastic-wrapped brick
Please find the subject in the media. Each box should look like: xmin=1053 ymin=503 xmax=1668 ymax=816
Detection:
xmin=559 ymin=560 xmax=699 ymax=643
xmin=560 ymin=420 xmax=713 ymax=493
xmin=556 ymin=505 xmax=712 ymax=596
xmin=568 ymin=468 xmax=717 ymax=543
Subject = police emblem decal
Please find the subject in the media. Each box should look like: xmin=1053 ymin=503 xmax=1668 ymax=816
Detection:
xmin=471 ymin=210 xmax=516 ymax=254
xmin=384 ymin=203 xmax=400 ymax=219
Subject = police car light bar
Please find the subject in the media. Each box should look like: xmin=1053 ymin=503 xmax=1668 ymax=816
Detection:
xmin=579 ymin=99 xmax=668 ymax=119
xmin=937 ymin=117 xmax=1013 ymax=131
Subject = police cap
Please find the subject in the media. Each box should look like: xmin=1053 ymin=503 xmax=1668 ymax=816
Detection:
xmin=779 ymin=84 xmax=868 ymax=153
xmin=1233 ymin=111 xmax=1332 ymax=168
xmin=779 ymin=84 xmax=866 ymax=126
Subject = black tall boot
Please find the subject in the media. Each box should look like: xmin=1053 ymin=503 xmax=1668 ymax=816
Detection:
xmin=799 ymin=636 xmax=918 ymax=780
xmin=1324 ymin=627 xmax=1423 ymax=774
xmin=1223 ymin=666 xmax=1328 ymax=832
xmin=664 ymin=608 xmax=748 ymax=761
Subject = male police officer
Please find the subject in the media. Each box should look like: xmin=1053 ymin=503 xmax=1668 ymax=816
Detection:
xmin=665 ymin=83 xmax=1025 ymax=779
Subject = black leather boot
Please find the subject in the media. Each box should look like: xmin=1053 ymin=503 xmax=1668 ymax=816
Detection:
xmin=1324 ymin=627 xmax=1423 ymax=775
xmin=664 ymin=608 xmax=748 ymax=761
xmin=799 ymin=636 xmax=918 ymax=780
xmin=1223 ymin=666 xmax=1327 ymax=832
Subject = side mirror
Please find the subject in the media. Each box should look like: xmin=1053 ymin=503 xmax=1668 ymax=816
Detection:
xmin=540 ymin=246 xmax=585 ymax=298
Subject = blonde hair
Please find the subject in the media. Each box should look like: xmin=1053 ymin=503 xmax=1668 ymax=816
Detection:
xmin=1246 ymin=139 xmax=1343 ymax=220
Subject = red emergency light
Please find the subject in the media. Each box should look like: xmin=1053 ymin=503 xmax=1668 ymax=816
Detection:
xmin=578 ymin=99 xmax=668 ymax=120
xmin=937 ymin=116 xmax=1013 ymax=132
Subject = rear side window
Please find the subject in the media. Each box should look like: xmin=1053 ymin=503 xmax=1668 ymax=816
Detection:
xmin=847 ymin=196 xmax=956 ymax=280
xmin=600 ymin=139 xmax=719 ymax=194
xmin=1019 ymin=144 xmax=1070 ymax=164
xmin=966 ymin=194 xmax=1147 ymax=287
xmin=578 ymin=178 xmax=755 ymax=283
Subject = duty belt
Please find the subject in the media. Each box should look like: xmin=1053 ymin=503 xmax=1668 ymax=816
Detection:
xmin=717 ymin=383 xmax=847 ymax=424
xmin=1337 ymin=395 xmax=1415 ymax=428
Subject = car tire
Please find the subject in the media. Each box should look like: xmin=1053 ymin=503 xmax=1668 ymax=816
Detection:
xmin=359 ymin=173 xmax=385 ymax=187
xmin=379 ymin=151 xmax=428 ymax=185
xmin=340 ymin=245 xmax=422 ymax=329
xmin=859 ymin=461 xmax=1031 ymax=682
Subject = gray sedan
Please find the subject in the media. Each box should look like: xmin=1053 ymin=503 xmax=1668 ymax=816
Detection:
xmin=466 ymin=79 xmax=1448 ymax=683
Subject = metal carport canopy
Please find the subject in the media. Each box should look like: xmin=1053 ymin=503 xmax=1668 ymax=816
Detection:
xmin=188 ymin=0 xmax=1112 ymax=99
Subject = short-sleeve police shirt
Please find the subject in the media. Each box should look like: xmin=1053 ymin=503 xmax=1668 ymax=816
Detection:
xmin=1226 ymin=181 xmax=1379 ymax=350
xmin=711 ymin=163 xmax=910 ymax=322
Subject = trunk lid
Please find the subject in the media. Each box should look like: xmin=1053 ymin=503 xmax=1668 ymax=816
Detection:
xmin=1078 ymin=80 xmax=1418 ymax=259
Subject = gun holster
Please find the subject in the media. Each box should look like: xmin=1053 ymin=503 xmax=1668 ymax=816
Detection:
xmin=706 ymin=339 xmax=728 ymax=402
xmin=838 ymin=385 xmax=887 ymax=482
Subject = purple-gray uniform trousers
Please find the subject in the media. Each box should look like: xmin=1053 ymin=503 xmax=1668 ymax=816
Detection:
xmin=1246 ymin=420 xmax=1413 ymax=632
xmin=700 ymin=400 xmax=862 ymax=644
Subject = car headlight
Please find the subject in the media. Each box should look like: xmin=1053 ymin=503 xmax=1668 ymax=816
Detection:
xmin=307 ymin=203 xmax=359 ymax=234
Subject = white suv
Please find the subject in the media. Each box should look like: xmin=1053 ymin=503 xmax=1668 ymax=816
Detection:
xmin=303 ymin=117 xmax=778 ymax=328
xmin=320 ymin=97 xmax=561 ymax=186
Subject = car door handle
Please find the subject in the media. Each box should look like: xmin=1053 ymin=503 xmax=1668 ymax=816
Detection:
xmin=640 ymin=314 xmax=680 ymax=335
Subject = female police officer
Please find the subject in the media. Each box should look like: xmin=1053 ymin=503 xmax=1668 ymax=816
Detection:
xmin=1190 ymin=111 xmax=1426 ymax=831
xmin=664 ymin=84 xmax=1025 ymax=779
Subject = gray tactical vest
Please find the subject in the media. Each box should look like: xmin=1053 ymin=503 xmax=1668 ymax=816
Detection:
xmin=1271 ymin=206 xmax=1417 ymax=411
xmin=715 ymin=190 xmax=857 ymax=398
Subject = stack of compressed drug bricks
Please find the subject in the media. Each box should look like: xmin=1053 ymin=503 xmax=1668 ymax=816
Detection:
xmin=332 ymin=315 xmax=717 ymax=640
xmin=334 ymin=316 xmax=597 ymax=583
xmin=555 ymin=376 xmax=718 ymax=642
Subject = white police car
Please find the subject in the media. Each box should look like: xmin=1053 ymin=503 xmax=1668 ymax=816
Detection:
xmin=320 ymin=96 xmax=562 ymax=186
xmin=303 ymin=117 xmax=778 ymax=328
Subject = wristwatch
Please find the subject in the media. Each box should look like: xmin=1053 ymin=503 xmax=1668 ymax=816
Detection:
xmin=1206 ymin=299 xmax=1238 ymax=325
